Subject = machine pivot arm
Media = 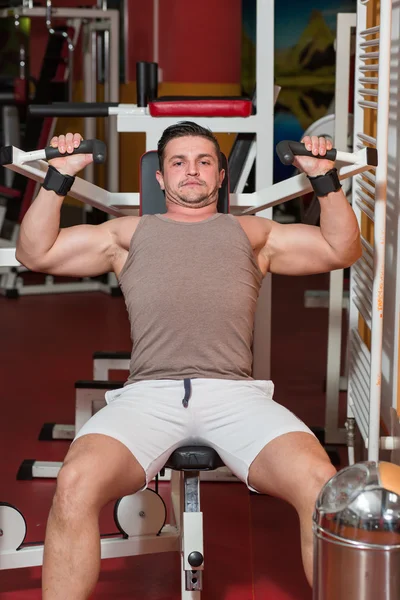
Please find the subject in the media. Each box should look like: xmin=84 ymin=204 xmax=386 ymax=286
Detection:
xmin=0 ymin=139 xmax=107 ymax=166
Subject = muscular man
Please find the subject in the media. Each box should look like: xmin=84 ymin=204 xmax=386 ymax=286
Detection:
xmin=16 ymin=121 xmax=362 ymax=599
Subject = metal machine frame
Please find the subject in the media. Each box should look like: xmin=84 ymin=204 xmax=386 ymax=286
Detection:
xmin=346 ymin=0 xmax=393 ymax=463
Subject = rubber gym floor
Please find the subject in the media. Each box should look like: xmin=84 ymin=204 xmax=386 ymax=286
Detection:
xmin=0 ymin=271 xmax=347 ymax=599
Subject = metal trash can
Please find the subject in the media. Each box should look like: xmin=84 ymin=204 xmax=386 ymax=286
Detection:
xmin=313 ymin=461 xmax=400 ymax=599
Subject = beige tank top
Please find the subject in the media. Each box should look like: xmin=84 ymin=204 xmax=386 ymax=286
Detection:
xmin=118 ymin=213 xmax=263 ymax=383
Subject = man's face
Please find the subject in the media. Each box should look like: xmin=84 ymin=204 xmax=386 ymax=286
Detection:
xmin=156 ymin=136 xmax=225 ymax=209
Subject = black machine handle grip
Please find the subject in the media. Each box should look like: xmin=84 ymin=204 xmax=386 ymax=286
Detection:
xmin=28 ymin=102 xmax=119 ymax=117
xmin=276 ymin=140 xmax=337 ymax=165
xmin=44 ymin=139 xmax=107 ymax=164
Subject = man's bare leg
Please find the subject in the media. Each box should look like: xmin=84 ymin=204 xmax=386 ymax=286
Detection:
xmin=42 ymin=434 xmax=146 ymax=600
xmin=248 ymin=432 xmax=336 ymax=587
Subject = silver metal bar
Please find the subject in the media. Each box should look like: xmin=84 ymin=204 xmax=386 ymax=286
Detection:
xmin=184 ymin=473 xmax=200 ymax=513
xmin=353 ymin=284 xmax=372 ymax=317
xmin=103 ymin=29 xmax=110 ymax=102
xmin=359 ymin=77 xmax=379 ymax=85
xmin=351 ymin=336 xmax=371 ymax=385
xmin=355 ymin=189 xmax=375 ymax=211
xmin=359 ymin=64 xmax=379 ymax=72
xmin=353 ymin=293 xmax=373 ymax=327
xmin=358 ymin=63 xmax=379 ymax=73
xmin=83 ymin=23 xmax=95 ymax=184
xmin=359 ymin=51 xmax=380 ymax=59
xmin=350 ymin=375 xmax=370 ymax=428
xmin=358 ymin=100 xmax=378 ymax=109
xmin=107 ymin=10 xmax=119 ymax=193
xmin=361 ymin=235 xmax=374 ymax=256
xmin=355 ymin=199 xmax=375 ymax=221
xmin=358 ymin=88 xmax=379 ymax=97
xmin=360 ymin=170 xmax=376 ymax=185
xmin=349 ymin=384 xmax=369 ymax=439
xmin=360 ymin=25 xmax=380 ymax=36
xmin=361 ymin=249 xmax=374 ymax=271
xmin=352 ymin=328 xmax=371 ymax=364
xmin=354 ymin=271 xmax=373 ymax=299
xmin=355 ymin=255 xmax=374 ymax=282
xmin=353 ymin=296 xmax=372 ymax=329
xmin=356 ymin=176 xmax=376 ymax=196
xmin=353 ymin=262 xmax=373 ymax=288
xmin=360 ymin=39 xmax=380 ymax=48
xmin=350 ymin=367 xmax=370 ymax=420
xmin=352 ymin=330 xmax=371 ymax=373
xmin=349 ymin=371 xmax=370 ymax=418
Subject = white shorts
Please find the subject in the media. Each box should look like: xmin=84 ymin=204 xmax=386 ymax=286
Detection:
xmin=74 ymin=378 xmax=314 ymax=492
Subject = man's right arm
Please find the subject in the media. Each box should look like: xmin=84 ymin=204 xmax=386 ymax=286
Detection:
xmin=16 ymin=133 xmax=125 ymax=278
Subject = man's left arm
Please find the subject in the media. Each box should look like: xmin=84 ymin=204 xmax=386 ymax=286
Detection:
xmin=263 ymin=135 xmax=362 ymax=276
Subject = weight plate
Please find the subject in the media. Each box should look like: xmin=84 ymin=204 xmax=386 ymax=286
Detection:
xmin=114 ymin=489 xmax=167 ymax=537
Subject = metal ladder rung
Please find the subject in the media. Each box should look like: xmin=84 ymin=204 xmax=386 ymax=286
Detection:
xmin=360 ymin=170 xmax=376 ymax=185
xmin=349 ymin=370 xmax=371 ymax=420
xmin=358 ymin=88 xmax=379 ymax=97
xmin=360 ymin=39 xmax=380 ymax=48
xmin=361 ymin=235 xmax=374 ymax=255
xmin=355 ymin=199 xmax=375 ymax=221
xmin=358 ymin=77 xmax=379 ymax=85
xmin=353 ymin=282 xmax=372 ymax=314
xmin=360 ymin=248 xmax=374 ymax=270
xmin=359 ymin=65 xmax=379 ymax=72
xmin=356 ymin=177 xmax=376 ymax=197
xmin=358 ymin=100 xmax=378 ymax=109
xmin=349 ymin=372 xmax=370 ymax=422
xmin=353 ymin=296 xmax=372 ymax=330
xmin=349 ymin=388 xmax=369 ymax=443
xmin=352 ymin=329 xmax=371 ymax=364
xmin=355 ymin=187 xmax=375 ymax=207
xmin=350 ymin=335 xmax=372 ymax=383
xmin=354 ymin=257 xmax=373 ymax=285
xmin=353 ymin=289 xmax=372 ymax=326
xmin=360 ymin=52 xmax=380 ymax=60
xmin=360 ymin=25 xmax=380 ymax=36
xmin=354 ymin=270 xmax=373 ymax=295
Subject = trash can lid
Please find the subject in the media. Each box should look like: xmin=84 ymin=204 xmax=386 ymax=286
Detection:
xmin=313 ymin=462 xmax=400 ymax=547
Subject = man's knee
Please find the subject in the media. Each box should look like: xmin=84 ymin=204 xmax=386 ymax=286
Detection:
xmin=52 ymin=435 xmax=146 ymax=520
xmin=302 ymin=459 xmax=336 ymax=510
xmin=52 ymin=459 xmax=100 ymax=521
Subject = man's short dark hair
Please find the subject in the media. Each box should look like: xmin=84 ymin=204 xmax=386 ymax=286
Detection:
xmin=157 ymin=121 xmax=222 ymax=172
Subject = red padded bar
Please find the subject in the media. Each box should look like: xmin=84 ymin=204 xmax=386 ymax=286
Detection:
xmin=0 ymin=185 xmax=21 ymax=199
xmin=149 ymin=99 xmax=252 ymax=118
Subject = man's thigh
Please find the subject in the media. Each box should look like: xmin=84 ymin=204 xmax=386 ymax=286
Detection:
xmin=73 ymin=379 xmax=193 ymax=488
xmin=248 ymin=431 xmax=334 ymax=505
xmin=192 ymin=378 xmax=317 ymax=492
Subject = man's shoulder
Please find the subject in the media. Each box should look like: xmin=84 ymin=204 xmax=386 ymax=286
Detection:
xmin=106 ymin=215 xmax=142 ymax=250
xmin=234 ymin=214 xmax=272 ymax=248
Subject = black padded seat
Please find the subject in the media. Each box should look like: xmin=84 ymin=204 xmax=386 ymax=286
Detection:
xmin=165 ymin=446 xmax=224 ymax=471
